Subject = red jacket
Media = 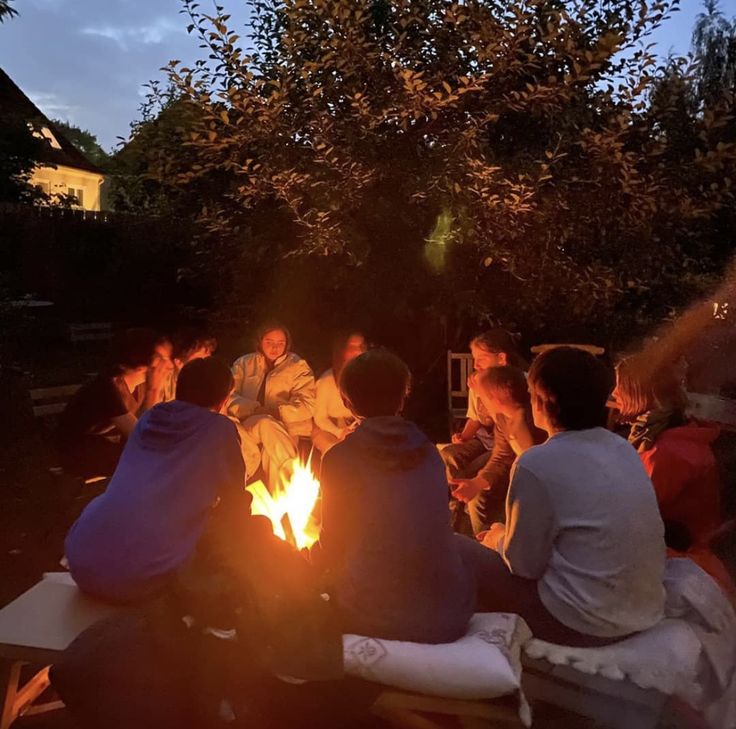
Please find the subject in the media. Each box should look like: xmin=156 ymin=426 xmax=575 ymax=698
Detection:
xmin=639 ymin=422 xmax=722 ymax=546
xmin=640 ymin=423 xmax=736 ymax=599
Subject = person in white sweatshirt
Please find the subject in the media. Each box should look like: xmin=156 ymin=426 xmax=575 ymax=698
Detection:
xmin=459 ymin=347 xmax=666 ymax=646
xmin=228 ymin=323 xmax=316 ymax=490
xmin=312 ymin=331 xmax=368 ymax=454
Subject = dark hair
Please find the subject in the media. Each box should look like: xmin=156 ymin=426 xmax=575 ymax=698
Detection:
xmin=477 ymin=366 xmax=529 ymax=407
xmin=528 ymin=347 xmax=611 ymax=430
xmin=109 ymin=328 xmax=159 ymax=371
xmin=471 ymin=329 xmax=527 ymax=369
xmin=340 ymin=348 xmax=411 ymax=418
xmin=172 ymin=326 xmax=217 ymax=363
xmin=256 ymin=321 xmax=291 ymax=351
xmin=176 ymin=357 xmax=234 ymax=409
xmin=332 ymin=330 xmax=367 ymax=380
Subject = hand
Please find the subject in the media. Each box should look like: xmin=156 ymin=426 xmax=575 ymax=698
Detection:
xmin=481 ymin=522 xmax=506 ymax=550
xmin=451 ymin=432 xmax=466 ymax=445
xmin=450 ymin=476 xmax=489 ymax=503
xmin=147 ymin=356 xmax=174 ymax=392
xmin=338 ymin=425 xmax=354 ymax=441
xmin=467 ymin=371 xmax=478 ymax=391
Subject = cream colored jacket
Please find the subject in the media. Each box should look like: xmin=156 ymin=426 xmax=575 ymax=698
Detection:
xmin=228 ymin=352 xmax=316 ymax=438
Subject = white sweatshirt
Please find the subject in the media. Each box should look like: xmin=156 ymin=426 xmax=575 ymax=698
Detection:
xmin=313 ymin=369 xmax=354 ymax=438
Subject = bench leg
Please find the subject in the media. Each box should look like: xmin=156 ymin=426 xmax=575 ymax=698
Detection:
xmin=1 ymin=662 xmax=61 ymax=729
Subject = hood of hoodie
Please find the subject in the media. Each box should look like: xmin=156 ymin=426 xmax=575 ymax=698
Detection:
xmin=347 ymin=416 xmax=431 ymax=471
xmin=136 ymin=400 xmax=221 ymax=452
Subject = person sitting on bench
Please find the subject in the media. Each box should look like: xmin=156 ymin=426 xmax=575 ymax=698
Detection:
xmin=451 ymin=365 xmax=545 ymax=529
xmin=312 ymin=330 xmax=368 ymax=454
xmin=159 ymin=326 xmax=218 ymax=402
xmin=312 ymin=348 xmax=475 ymax=643
xmin=56 ymin=328 xmax=162 ymax=479
xmin=440 ymin=329 xmax=528 ymax=534
xmin=65 ymin=357 xmax=256 ymax=603
xmin=228 ymin=322 xmax=316 ymax=490
xmin=460 ymin=347 xmax=666 ymax=646
xmin=613 ymin=356 xmax=735 ymax=598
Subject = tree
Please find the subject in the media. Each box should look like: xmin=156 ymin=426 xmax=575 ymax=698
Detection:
xmin=52 ymin=119 xmax=110 ymax=168
xmin=154 ymin=0 xmax=736 ymax=344
xmin=107 ymin=83 xmax=208 ymax=216
xmin=0 ymin=0 xmax=17 ymax=22
xmin=0 ymin=107 xmax=50 ymax=204
xmin=692 ymin=0 xmax=736 ymax=108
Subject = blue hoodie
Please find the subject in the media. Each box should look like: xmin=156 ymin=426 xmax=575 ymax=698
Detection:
xmin=315 ymin=416 xmax=475 ymax=643
xmin=65 ymin=401 xmax=246 ymax=602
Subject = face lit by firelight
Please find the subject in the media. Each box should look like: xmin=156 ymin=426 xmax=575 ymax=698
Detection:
xmin=470 ymin=343 xmax=506 ymax=372
xmin=261 ymin=329 xmax=288 ymax=363
xmin=343 ymin=334 xmax=367 ymax=364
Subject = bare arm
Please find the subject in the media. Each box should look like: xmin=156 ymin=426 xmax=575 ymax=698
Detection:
xmin=110 ymin=412 xmax=137 ymax=438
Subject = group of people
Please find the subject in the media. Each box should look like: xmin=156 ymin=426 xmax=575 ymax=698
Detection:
xmin=57 ymin=324 xmax=368 ymax=490
xmin=58 ymin=322 xmax=734 ymax=660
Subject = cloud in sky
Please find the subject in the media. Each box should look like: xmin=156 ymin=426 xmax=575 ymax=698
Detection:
xmin=81 ymin=16 xmax=183 ymax=50
xmin=26 ymin=91 xmax=79 ymax=121
xmin=0 ymin=0 xmax=707 ymax=151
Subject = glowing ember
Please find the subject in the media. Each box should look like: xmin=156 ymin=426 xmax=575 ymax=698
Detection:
xmin=246 ymin=456 xmax=320 ymax=550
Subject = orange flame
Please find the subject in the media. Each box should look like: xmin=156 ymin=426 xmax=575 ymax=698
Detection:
xmin=246 ymin=456 xmax=321 ymax=550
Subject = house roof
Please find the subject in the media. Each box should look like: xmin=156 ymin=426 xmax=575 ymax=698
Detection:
xmin=0 ymin=67 xmax=105 ymax=175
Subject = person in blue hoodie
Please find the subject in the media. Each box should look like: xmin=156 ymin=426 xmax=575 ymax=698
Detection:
xmin=65 ymin=357 xmax=257 ymax=603
xmin=312 ymin=348 xmax=475 ymax=644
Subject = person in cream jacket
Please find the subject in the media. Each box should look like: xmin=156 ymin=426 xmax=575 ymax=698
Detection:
xmin=228 ymin=323 xmax=316 ymax=490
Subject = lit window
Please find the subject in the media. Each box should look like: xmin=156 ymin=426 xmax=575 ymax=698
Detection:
xmin=29 ymin=124 xmax=62 ymax=150
xmin=67 ymin=187 xmax=85 ymax=207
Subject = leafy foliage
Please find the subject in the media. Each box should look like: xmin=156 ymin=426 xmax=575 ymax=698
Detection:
xmin=0 ymin=108 xmax=50 ymax=204
xmin=51 ymin=119 xmax=110 ymax=168
xmin=0 ymin=0 xmax=16 ymax=22
xmin=134 ymin=0 xmax=736 ymax=342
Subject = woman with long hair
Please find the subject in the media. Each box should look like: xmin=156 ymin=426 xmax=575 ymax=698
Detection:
xmin=228 ymin=322 xmax=316 ymax=490
xmin=312 ymin=331 xmax=368 ymax=454
xmin=614 ymin=356 xmax=734 ymax=597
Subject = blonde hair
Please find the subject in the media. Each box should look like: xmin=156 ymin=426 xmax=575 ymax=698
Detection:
xmin=614 ymin=356 xmax=687 ymax=420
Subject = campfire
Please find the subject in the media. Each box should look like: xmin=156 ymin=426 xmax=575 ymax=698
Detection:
xmin=246 ymin=456 xmax=321 ymax=550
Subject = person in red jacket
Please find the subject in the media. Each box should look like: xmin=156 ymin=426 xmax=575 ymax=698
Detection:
xmin=613 ymin=357 xmax=735 ymax=598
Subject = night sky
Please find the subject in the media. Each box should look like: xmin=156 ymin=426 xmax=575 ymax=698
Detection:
xmin=0 ymin=0 xmax=712 ymax=151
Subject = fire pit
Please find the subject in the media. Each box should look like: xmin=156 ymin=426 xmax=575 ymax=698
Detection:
xmin=246 ymin=457 xmax=321 ymax=550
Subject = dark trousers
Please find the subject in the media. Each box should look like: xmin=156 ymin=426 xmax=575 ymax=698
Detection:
xmin=59 ymin=435 xmax=124 ymax=479
xmin=440 ymin=440 xmax=503 ymax=534
xmin=456 ymin=535 xmax=625 ymax=648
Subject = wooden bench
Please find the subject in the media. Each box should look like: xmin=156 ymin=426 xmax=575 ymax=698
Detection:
xmin=29 ymin=384 xmax=81 ymax=419
xmin=0 ymin=576 xmax=121 ymax=729
xmin=530 ymin=343 xmax=606 ymax=356
xmin=0 ymin=579 xmax=690 ymax=729
xmin=68 ymin=322 xmax=112 ymax=344
xmin=28 ymin=384 xmax=107 ymax=486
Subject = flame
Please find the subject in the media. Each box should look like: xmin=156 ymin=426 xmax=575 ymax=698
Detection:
xmin=246 ymin=456 xmax=321 ymax=550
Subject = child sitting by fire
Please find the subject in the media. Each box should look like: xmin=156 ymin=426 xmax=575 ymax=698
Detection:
xmin=311 ymin=348 xmax=475 ymax=643
xmin=451 ymin=364 xmax=546 ymax=528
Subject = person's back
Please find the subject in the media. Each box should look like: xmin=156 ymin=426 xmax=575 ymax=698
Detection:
xmin=320 ymin=416 xmax=474 ymax=643
xmin=65 ymin=360 xmax=247 ymax=603
xmin=314 ymin=349 xmax=474 ymax=643
xmin=515 ymin=427 xmax=665 ymax=637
